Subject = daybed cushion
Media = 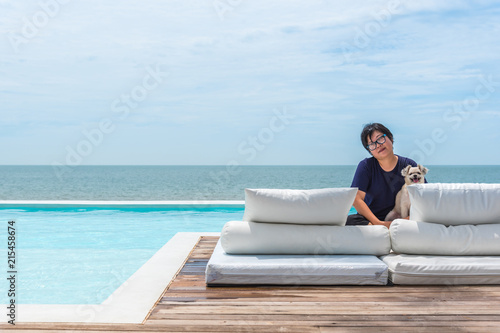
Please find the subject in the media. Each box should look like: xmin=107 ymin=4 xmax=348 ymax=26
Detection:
xmin=221 ymin=221 xmax=391 ymax=255
xmin=408 ymin=183 xmax=500 ymax=225
xmin=382 ymin=254 xmax=500 ymax=285
xmin=206 ymin=240 xmax=388 ymax=285
xmin=242 ymin=187 xmax=357 ymax=225
xmin=390 ymin=219 xmax=500 ymax=255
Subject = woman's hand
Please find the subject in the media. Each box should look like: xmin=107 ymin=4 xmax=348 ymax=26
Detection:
xmin=352 ymin=190 xmax=378 ymax=222
xmin=370 ymin=220 xmax=392 ymax=228
xmin=352 ymin=190 xmax=392 ymax=228
xmin=380 ymin=221 xmax=392 ymax=228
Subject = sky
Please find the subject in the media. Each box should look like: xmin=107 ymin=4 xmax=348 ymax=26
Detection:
xmin=1 ymin=0 xmax=499 ymax=166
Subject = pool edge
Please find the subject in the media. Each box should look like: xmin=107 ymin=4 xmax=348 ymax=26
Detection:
xmin=11 ymin=232 xmax=220 ymax=324
xmin=0 ymin=200 xmax=245 ymax=208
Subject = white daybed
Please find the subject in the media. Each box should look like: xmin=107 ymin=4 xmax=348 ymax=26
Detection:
xmin=206 ymin=188 xmax=391 ymax=285
xmin=206 ymin=184 xmax=500 ymax=286
xmin=382 ymin=183 xmax=500 ymax=285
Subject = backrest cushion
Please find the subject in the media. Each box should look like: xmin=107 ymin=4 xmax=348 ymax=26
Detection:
xmin=408 ymin=183 xmax=500 ymax=225
xmin=221 ymin=221 xmax=391 ymax=255
xmin=243 ymin=188 xmax=357 ymax=225
xmin=390 ymin=219 xmax=500 ymax=255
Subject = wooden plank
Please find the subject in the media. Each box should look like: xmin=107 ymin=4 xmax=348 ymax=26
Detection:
xmin=146 ymin=314 xmax=500 ymax=322
xmin=150 ymin=305 xmax=500 ymax=316
xmin=1 ymin=325 xmax=318 ymax=333
xmin=160 ymin=290 xmax=500 ymax=300
xmin=146 ymin=319 xmax=500 ymax=328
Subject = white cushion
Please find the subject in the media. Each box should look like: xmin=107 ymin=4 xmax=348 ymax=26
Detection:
xmin=389 ymin=219 xmax=500 ymax=255
xmin=408 ymin=183 xmax=500 ymax=225
xmin=382 ymin=254 xmax=500 ymax=285
xmin=243 ymin=188 xmax=357 ymax=225
xmin=206 ymin=240 xmax=388 ymax=285
xmin=220 ymin=221 xmax=391 ymax=255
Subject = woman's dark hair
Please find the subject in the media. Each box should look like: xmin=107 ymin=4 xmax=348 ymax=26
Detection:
xmin=360 ymin=123 xmax=394 ymax=152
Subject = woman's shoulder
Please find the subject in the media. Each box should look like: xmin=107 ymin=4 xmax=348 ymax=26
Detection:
xmin=396 ymin=155 xmax=418 ymax=167
xmin=357 ymin=157 xmax=378 ymax=169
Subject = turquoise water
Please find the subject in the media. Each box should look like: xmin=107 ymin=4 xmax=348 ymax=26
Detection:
xmin=1 ymin=206 xmax=244 ymax=304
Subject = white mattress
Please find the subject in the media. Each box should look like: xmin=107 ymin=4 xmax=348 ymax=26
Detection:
xmin=382 ymin=254 xmax=500 ymax=285
xmin=206 ymin=240 xmax=388 ymax=285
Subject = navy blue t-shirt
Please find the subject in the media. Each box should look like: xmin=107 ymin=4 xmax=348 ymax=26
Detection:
xmin=351 ymin=155 xmax=418 ymax=220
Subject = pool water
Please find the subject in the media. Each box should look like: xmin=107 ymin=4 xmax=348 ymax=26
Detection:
xmin=1 ymin=204 xmax=356 ymax=305
xmin=1 ymin=205 xmax=244 ymax=304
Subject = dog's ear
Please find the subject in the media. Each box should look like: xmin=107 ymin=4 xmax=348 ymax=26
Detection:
xmin=418 ymin=164 xmax=428 ymax=175
xmin=401 ymin=165 xmax=412 ymax=177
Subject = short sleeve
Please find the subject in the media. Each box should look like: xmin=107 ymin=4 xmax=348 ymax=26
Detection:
xmin=351 ymin=159 xmax=370 ymax=193
xmin=408 ymin=158 xmax=417 ymax=167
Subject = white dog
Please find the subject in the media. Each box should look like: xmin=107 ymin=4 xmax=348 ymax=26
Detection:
xmin=385 ymin=164 xmax=428 ymax=221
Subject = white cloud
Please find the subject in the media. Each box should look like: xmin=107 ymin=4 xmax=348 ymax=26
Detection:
xmin=0 ymin=0 xmax=499 ymax=164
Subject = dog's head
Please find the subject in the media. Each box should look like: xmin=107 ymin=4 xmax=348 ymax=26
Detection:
xmin=401 ymin=164 xmax=428 ymax=185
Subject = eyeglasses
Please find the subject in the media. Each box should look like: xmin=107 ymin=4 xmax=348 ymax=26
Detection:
xmin=366 ymin=134 xmax=387 ymax=151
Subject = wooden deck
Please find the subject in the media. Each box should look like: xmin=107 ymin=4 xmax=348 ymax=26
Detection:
xmin=4 ymin=236 xmax=500 ymax=332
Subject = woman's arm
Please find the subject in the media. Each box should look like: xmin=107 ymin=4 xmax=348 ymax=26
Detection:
xmin=352 ymin=190 xmax=392 ymax=228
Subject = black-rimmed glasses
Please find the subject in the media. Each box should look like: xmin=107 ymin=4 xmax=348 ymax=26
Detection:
xmin=366 ymin=134 xmax=387 ymax=151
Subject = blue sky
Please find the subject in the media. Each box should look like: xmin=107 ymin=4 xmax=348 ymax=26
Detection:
xmin=1 ymin=0 xmax=499 ymax=166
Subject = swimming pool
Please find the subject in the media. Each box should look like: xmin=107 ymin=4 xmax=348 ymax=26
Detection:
xmin=1 ymin=201 xmax=244 ymax=305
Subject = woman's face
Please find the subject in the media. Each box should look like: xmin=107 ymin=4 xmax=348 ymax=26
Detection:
xmin=367 ymin=130 xmax=393 ymax=159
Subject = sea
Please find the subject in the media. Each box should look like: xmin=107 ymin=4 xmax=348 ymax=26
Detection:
xmin=0 ymin=165 xmax=499 ymax=200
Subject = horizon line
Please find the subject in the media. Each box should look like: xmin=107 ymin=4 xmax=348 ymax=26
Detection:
xmin=0 ymin=164 xmax=499 ymax=167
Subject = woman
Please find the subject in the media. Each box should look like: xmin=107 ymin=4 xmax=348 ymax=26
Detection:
xmin=346 ymin=123 xmax=420 ymax=227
